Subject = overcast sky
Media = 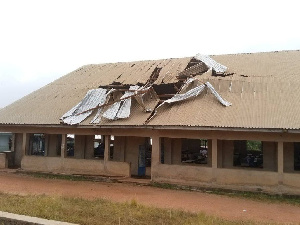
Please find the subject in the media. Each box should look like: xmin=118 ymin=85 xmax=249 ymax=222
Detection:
xmin=0 ymin=0 xmax=299 ymax=108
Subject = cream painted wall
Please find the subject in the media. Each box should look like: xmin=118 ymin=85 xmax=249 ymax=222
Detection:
xmin=21 ymin=156 xmax=130 ymax=177
xmin=74 ymin=135 xmax=85 ymax=159
xmin=263 ymin=141 xmax=277 ymax=171
xmin=47 ymin=134 xmax=61 ymax=157
xmin=113 ymin=136 xmax=126 ymax=162
xmin=14 ymin=133 xmax=23 ymax=167
xmin=283 ymin=142 xmax=294 ymax=173
xmin=0 ymin=153 xmax=7 ymax=169
xmin=124 ymin=136 xmax=147 ymax=176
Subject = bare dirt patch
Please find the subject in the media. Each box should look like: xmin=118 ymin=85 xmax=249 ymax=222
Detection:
xmin=0 ymin=171 xmax=299 ymax=224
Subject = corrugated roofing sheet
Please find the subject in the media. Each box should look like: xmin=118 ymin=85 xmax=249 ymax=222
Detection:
xmin=1 ymin=50 xmax=300 ymax=130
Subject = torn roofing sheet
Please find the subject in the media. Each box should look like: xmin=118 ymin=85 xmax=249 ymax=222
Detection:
xmin=205 ymin=82 xmax=232 ymax=106
xmin=165 ymin=84 xmax=206 ymax=104
xmin=61 ymin=88 xmax=107 ymax=125
xmin=90 ymin=88 xmax=115 ymax=124
xmin=146 ymin=80 xmax=231 ymax=123
xmin=195 ymin=54 xmax=227 ymax=73
xmin=103 ymin=85 xmax=140 ymax=120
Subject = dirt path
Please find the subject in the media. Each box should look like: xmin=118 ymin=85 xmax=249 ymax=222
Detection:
xmin=0 ymin=171 xmax=299 ymax=224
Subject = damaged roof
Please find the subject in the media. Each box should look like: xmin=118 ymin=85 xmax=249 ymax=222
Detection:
xmin=1 ymin=50 xmax=300 ymax=130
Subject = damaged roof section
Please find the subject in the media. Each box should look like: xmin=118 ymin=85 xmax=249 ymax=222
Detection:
xmin=177 ymin=54 xmax=228 ymax=80
xmin=61 ymin=89 xmax=108 ymax=125
xmin=146 ymin=78 xmax=231 ymax=123
xmin=61 ymin=53 xmax=232 ymax=125
xmin=195 ymin=54 xmax=227 ymax=73
xmin=61 ymin=86 xmax=156 ymax=125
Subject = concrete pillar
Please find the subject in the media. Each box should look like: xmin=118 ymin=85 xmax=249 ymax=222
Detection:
xmin=164 ymin=138 xmax=172 ymax=164
xmin=151 ymin=135 xmax=161 ymax=179
xmin=283 ymin=142 xmax=294 ymax=173
xmin=263 ymin=142 xmax=277 ymax=171
xmin=212 ymin=139 xmax=218 ymax=168
xmin=171 ymin=138 xmax=182 ymax=164
xmin=113 ymin=136 xmax=126 ymax=162
xmin=104 ymin=135 xmax=111 ymax=163
xmin=11 ymin=134 xmax=15 ymax=152
xmin=278 ymin=141 xmax=284 ymax=184
xmin=44 ymin=134 xmax=49 ymax=156
xmin=207 ymin=139 xmax=212 ymax=167
xmin=85 ymin=135 xmax=95 ymax=159
xmin=61 ymin=134 xmax=67 ymax=158
xmin=48 ymin=134 xmax=61 ymax=157
xmin=14 ymin=133 xmax=23 ymax=167
xmin=22 ymin=133 xmax=29 ymax=156
xmin=217 ymin=140 xmax=223 ymax=168
xmin=74 ymin=135 xmax=85 ymax=159
xmin=222 ymin=140 xmax=234 ymax=168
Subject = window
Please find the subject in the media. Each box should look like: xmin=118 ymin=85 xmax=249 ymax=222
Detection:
xmin=181 ymin=139 xmax=208 ymax=164
xmin=30 ymin=134 xmax=45 ymax=156
xmin=67 ymin=134 xmax=75 ymax=157
xmin=234 ymin=140 xmax=263 ymax=168
xmin=94 ymin=135 xmax=104 ymax=158
xmin=294 ymin=142 xmax=300 ymax=171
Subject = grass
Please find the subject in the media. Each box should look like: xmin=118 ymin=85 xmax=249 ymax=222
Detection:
xmin=151 ymin=182 xmax=300 ymax=206
xmin=0 ymin=192 xmax=259 ymax=225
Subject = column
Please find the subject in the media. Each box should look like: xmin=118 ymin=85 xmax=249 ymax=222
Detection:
xmin=278 ymin=141 xmax=284 ymax=184
xmin=217 ymin=140 xmax=223 ymax=168
xmin=44 ymin=134 xmax=49 ymax=156
xmin=151 ymin=135 xmax=161 ymax=179
xmin=61 ymin=134 xmax=67 ymax=158
xmin=74 ymin=135 xmax=85 ymax=159
xmin=104 ymin=135 xmax=111 ymax=162
xmin=104 ymin=135 xmax=111 ymax=173
xmin=84 ymin=135 xmax=95 ymax=159
xmin=212 ymin=139 xmax=218 ymax=168
xmin=164 ymin=138 xmax=172 ymax=164
xmin=171 ymin=138 xmax=182 ymax=164
xmin=22 ymin=133 xmax=29 ymax=157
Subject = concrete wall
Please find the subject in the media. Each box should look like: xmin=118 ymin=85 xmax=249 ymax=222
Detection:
xmin=152 ymin=164 xmax=213 ymax=184
xmin=85 ymin=135 xmax=95 ymax=159
xmin=113 ymin=136 xmax=126 ymax=162
xmin=21 ymin=156 xmax=130 ymax=177
xmin=152 ymin=164 xmax=300 ymax=194
xmin=124 ymin=136 xmax=147 ymax=176
xmin=74 ymin=135 xmax=85 ymax=159
xmin=14 ymin=133 xmax=23 ymax=167
xmin=263 ymin=141 xmax=277 ymax=171
xmin=221 ymin=140 xmax=234 ymax=168
xmin=0 ymin=153 xmax=7 ymax=169
xmin=283 ymin=142 xmax=294 ymax=173
xmin=47 ymin=134 xmax=61 ymax=157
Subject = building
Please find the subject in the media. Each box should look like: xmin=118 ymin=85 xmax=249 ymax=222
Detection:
xmin=0 ymin=50 xmax=300 ymax=194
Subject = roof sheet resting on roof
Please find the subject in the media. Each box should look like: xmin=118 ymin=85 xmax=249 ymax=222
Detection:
xmin=1 ymin=50 xmax=300 ymax=130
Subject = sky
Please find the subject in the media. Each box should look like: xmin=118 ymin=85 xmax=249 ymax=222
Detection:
xmin=0 ymin=0 xmax=300 ymax=108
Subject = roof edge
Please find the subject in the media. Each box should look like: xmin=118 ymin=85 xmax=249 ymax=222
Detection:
xmin=0 ymin=124 xmax=298 ymax=134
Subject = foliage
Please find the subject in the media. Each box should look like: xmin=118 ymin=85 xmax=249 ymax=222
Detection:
xmin=246 ymin=141 xmax=262 ymax=151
